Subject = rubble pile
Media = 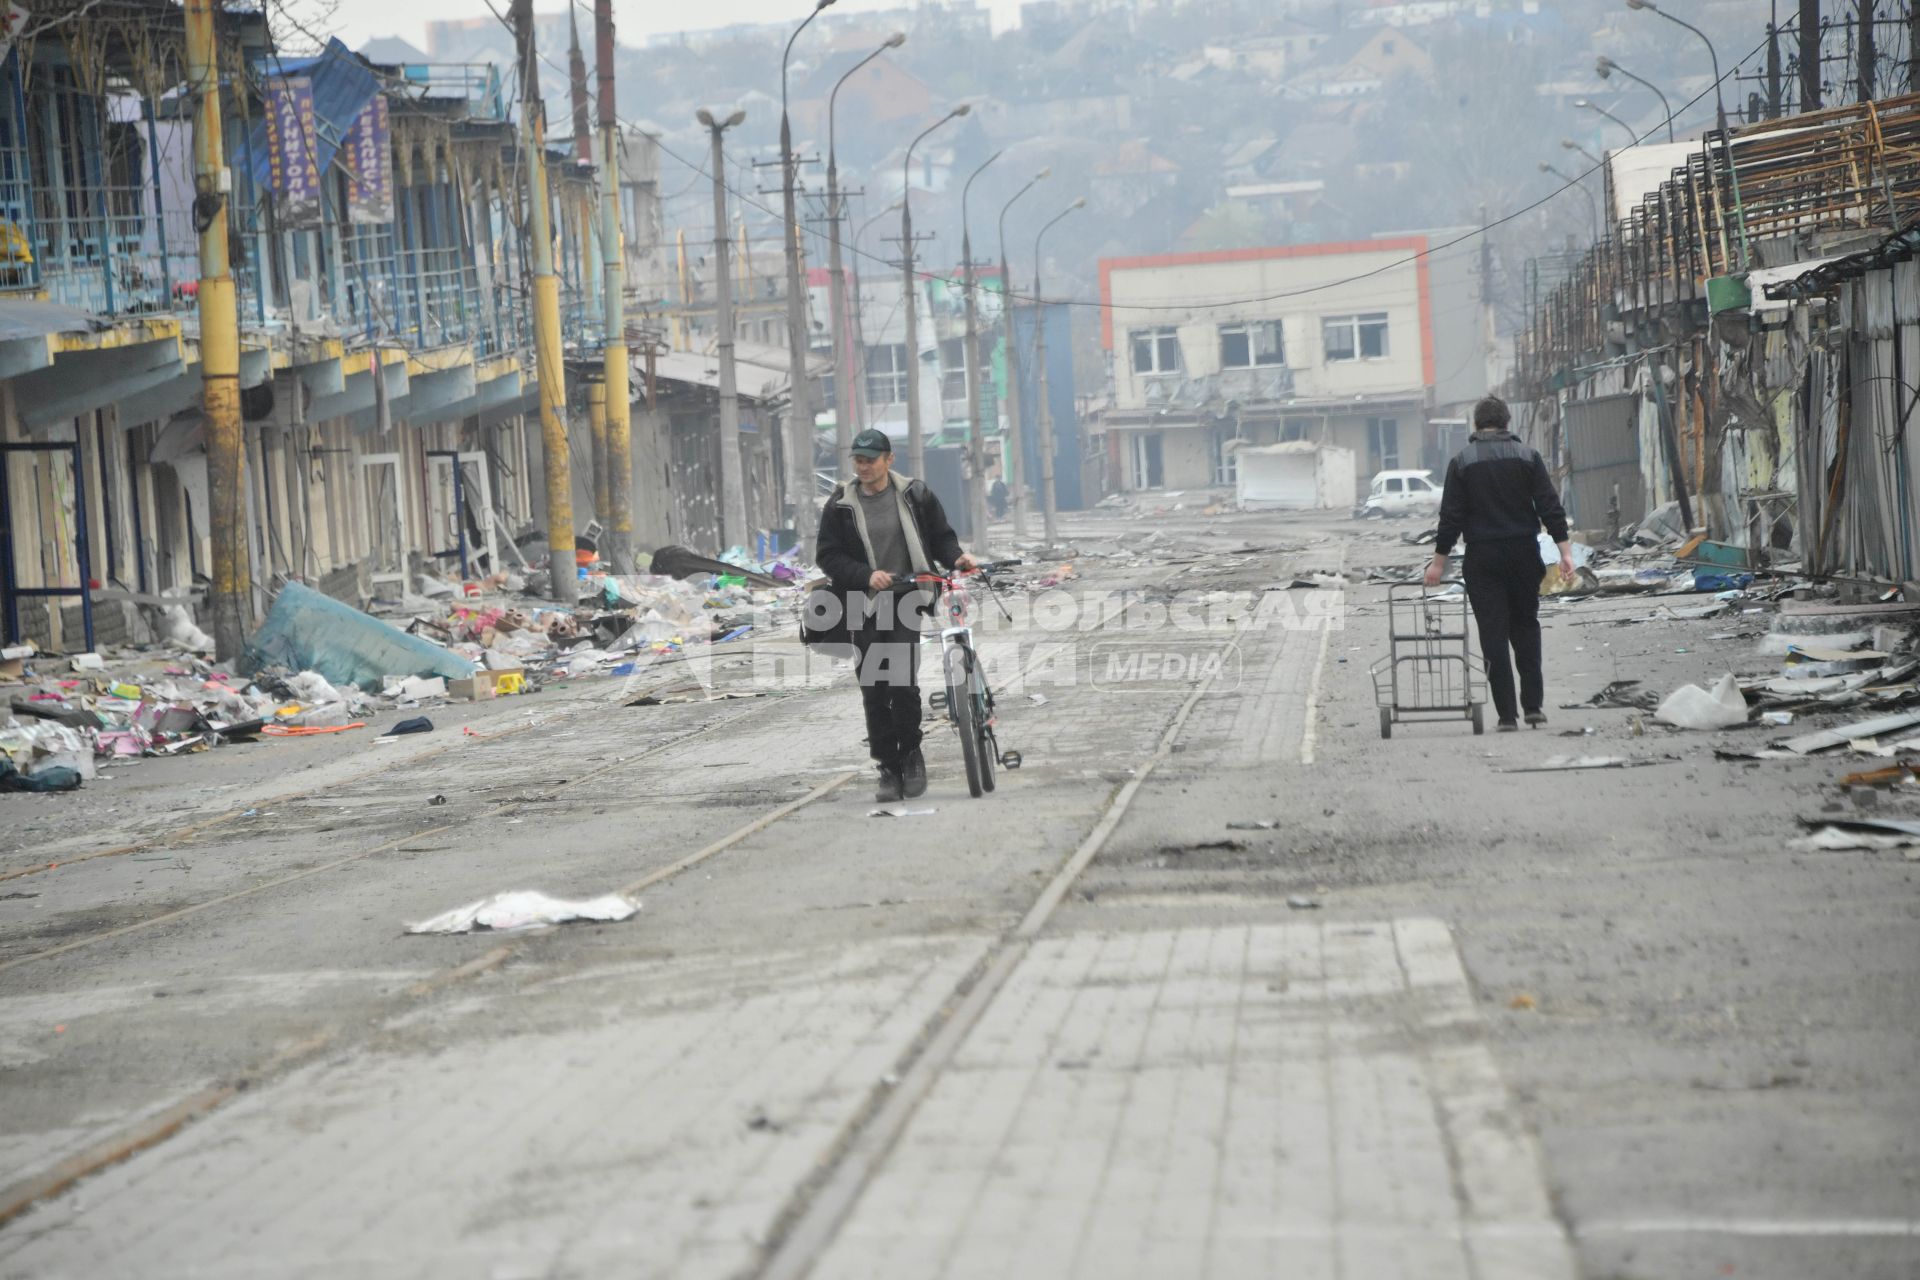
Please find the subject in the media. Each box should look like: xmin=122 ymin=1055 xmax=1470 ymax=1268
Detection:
xmin=0 ymin=544 xmax=817 ymax=792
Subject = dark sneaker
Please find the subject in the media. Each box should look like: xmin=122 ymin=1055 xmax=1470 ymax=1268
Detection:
xmin=1525 ymin=710 xmax=1548 ymax=729
xmin=875 ymin=767 xmax=904 ymax=802
xmin=1496 ymin=719 xmax=1519 ymax=732
xmin=901 ymin=748 xmax=928 ymax=798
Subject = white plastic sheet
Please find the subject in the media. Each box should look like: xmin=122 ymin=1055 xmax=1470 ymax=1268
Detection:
xmin=406 ymin=890 xmax=639 ymax=935
xmin=1654 ymin=673 xmax=1750 ymax=730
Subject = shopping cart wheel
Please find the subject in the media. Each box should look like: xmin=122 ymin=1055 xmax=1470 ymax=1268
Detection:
xmin=1379 ymin=708 xmax=1392 ymax=739
xmin=1471 ymin=704 xmax=1484 ymax=735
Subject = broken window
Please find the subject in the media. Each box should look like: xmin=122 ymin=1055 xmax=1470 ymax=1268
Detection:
xmin=865 ymin=343 xmax=908 ymax=406
xmin=1129 ymin=327 xmax=1181 ymax=376
xmin=1322 ymin=312 xmax=1390 ymax=362
xmin=1219 ymin=320 xmax=1285 ymax=369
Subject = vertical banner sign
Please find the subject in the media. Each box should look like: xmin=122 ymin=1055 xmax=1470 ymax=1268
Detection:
xmin=265 ymin=76 xmax=321 ymax=226
xmin=345 ymin=95 xmax=394 ymax=225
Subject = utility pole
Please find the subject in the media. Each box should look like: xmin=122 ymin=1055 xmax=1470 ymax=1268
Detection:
xmin=960 ymin=149 xmax=1003 ymax=545
xmin=185 ymin=0 xmax=249 ymax=660
xmin=828 ymin=33 xmax=906 ymax=480
xmin=700 ymin=108 xmax=749 ymax=548
xmin=999 ymin=167 xmax=1049 ymax=540
xmin=1801 ymin=0 xmax=1823 ymax=111
xmin=513 ymin=0 xmax=576 ymax=603
xmin=597 ymin=0 xmax=633 ymax=571
xmin=780 ymin=2 xmax=831 ymax=559
xmin=1857 ymin=0 xmax=1876 ymax=102
xmin=1766 ymin=23 xmax=1784 ymax=118
xmin=901 ymin=199 xmax=924 ymax=480
xmin=567 ymin=7 xmax=591 ymax=165
xmin=900 ymin=105 xmax=970 ymax=481
xmin=1033 ymin=198 xmax=1084 ymax=549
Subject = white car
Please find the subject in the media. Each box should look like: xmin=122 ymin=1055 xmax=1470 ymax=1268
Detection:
xmin=1357 ymin=469 xmax=1442 ymax=518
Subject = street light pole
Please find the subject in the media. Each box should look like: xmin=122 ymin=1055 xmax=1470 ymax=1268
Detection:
xmin=851 ymin=199 xmax=901 ymax=441
xmin=960 ymin=148 xmax=1004 ymax=544
xmin=1540 ymin=161 xmax=1600 ymax=242
xmin=699 ymin=108 xmax=750 ymax=548
xmin=781 ymin=0 xmax=835 ymax=558
xmin=1574 ymin=97 xmax=1638 ymax=146
xmin=827 ymin=32 xmax=906 ymax=480
xmin=997 ymin=167 xmax=1048 ymax=540
xmin=1596 ymin=55 xmax=1676 ymax=142
xmin=1560 ymin=137 xmax=1603 ymax=167
xmin=1625 ymin=0 xmax=1749 ymax=267
xmin=900 ymin=104 xmax=970 ymax=482
xmin=1032 ymin=197 xmax=1084 ymax=549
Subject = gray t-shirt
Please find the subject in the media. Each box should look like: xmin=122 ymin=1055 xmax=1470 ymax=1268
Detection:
xmin=856 ymin=484 xmax=914 ymax=580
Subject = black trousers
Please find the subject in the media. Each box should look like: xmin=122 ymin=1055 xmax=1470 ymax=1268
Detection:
xmin=851 ymin=592 xmax=927 ymax=769
xmin=1463 ymin=538 xmax=1547 ymax=722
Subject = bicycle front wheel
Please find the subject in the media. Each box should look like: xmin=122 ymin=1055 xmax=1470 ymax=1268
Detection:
xmin=971 ymin=667 xmax=996 ymax=794
xmin=946 ymin=644 xmax=985 ymax=798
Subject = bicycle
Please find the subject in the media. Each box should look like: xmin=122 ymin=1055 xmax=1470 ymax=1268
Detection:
xmin=914 ymin=561 xmax=1023 ymax=798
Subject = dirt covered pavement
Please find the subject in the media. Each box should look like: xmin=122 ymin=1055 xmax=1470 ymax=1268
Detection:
xmin=1 ymin=504 xmax=1915 ymax=1280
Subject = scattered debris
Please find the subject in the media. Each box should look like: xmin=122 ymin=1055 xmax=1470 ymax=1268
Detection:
xmin=1500 ymin=755 xmax=1677 ymax=772
xmin=1565 ymin=680 xmax=1660 ymax=711
xmin=1780 ymin=710 xmax=1920 ymax=756
xmin=868 ymin=807 xmax=938 ymax=818
xmin=1509 ymin=993 xmax=1538 ymax=1011
xmin=406 ymin=890 xmax=639 ymax=934
xmin=1226 ymin=820 xmax=1280 ymax=830
xmin=1792 ymin=817 xmax=1920 ymax=853
xmin=1285 ymin=894 xmax=1322 ymax=910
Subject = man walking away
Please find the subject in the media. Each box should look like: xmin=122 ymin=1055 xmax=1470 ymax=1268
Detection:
xmin=1424 ymin=396 xmax=1573 ymax=732
xmin=817 ymin=429 xmax=977 ymax=800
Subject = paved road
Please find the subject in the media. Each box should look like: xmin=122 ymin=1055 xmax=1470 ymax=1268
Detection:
xmin=0 ymin=507 xmax=1913 ymax=1279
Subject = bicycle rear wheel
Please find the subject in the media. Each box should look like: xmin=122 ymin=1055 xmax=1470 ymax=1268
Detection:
xmin=946 ymin=644 xmax=985 ymax=798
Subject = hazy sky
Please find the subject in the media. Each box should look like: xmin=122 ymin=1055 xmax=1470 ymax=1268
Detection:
xmin=330 ymin=0 xmax=1023 ymax=50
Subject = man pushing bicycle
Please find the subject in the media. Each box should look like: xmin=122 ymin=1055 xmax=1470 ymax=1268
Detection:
xmin=816 ymin=428 xmax=978 ymax=801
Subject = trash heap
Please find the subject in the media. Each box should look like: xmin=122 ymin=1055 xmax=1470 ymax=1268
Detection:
xmin=0 ymin=544 xmax=817 ymax=792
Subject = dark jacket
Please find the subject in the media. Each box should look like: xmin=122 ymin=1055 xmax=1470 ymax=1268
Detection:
xmin=1434 ymin=430 xmax=1570 ymax=555
xmin=816 ymin=473 xmax=964 ymax=594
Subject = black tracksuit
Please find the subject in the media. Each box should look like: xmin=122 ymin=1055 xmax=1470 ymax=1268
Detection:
xmin=816 ymin=476 xmax=964 ymax=770
xmin=1434 ymin=431 xmax=1570 ymax=722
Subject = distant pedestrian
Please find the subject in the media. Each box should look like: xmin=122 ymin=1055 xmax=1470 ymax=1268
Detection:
xmin=1424 ymin=396 xmax=1573 ymax=731
xmin=988 ymin=475 xmax=1010 ymax=520
xmin=817 ymin=429 xmax=977 ymax=800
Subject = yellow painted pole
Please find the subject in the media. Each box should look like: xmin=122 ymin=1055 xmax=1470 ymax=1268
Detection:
xmin=588 ymin=374 xmax=609 ymax=522
xmin=185 ymin=0 xmax=250 ymax=660
xmin=514 ymin=0 xmax=575 ymax=603
xmin=597 ymin=0 xmax=632 ymax=569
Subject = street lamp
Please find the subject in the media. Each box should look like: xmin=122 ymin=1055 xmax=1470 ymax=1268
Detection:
xmin=1560 ymin=137 xmax=1602 ymax=167
xmin=1574 ymin=98 xmax=1638 ymax=146
xmin=1625 ymin=0 xmax=1748 ymax=266
xmin=1596 ymin=55 xmax=1675 ymax=143
xmin=779 ymin=0 xmax=836 ymax=554
xmin=850 ymin=198 xmax=904 ymax=440
xmin=1540 ymin=160 xmax=1600 ymax=242
xmin=1031 ymin=196 xmax=1084 ymax=548
xmin=697 ymin=107 xmax=750 ymax=547
xmin=900 ymin=103 xmax=971 ymax=480
xmin=826 ymin=31 xmax=906 ymax=476
xmin=959 ymin=147 xmax=1004 ymax=541
xmin=996 ymin=167 xmax=1048 ymax=538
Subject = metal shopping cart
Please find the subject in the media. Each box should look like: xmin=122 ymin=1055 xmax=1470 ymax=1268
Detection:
xmin=1370 ymin=583 xmax=1485 ymax=739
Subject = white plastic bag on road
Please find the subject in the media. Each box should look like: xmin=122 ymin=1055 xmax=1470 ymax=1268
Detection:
xmin=406 ymin=890 xmax=639 ymax=935
xmin=1654 ymin=672 xmax=1749 ymax=730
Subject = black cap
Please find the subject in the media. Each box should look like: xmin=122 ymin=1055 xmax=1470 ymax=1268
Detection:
xmin=850 ymin=429 xmax=894 ymax=458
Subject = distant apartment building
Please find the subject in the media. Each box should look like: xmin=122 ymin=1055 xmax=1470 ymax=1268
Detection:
xmin=1093 ymin=236 xmax=1487 ymax=493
